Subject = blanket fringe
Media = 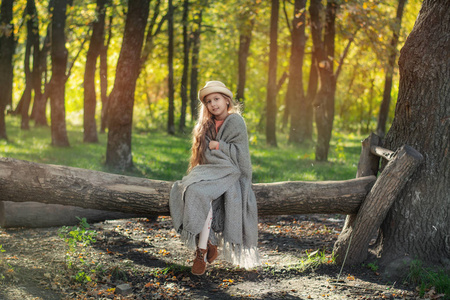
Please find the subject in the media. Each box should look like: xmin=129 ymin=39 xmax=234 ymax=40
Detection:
xmin=215 ymin=232 xmax=260 ymax=269
xmin=179 ymin=229 xmax=197 ymax=251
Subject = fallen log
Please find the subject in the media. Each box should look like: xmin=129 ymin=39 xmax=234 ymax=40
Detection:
xmin=0 ymin=201 xmax=145 ymax=228
xmin=0 ymin=157 xmax=376 ymax=221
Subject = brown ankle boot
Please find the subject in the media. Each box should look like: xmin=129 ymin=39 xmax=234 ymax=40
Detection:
xmin=191 ymin=248 xmax=207 ymax=275
xmin=207 ymin=241 xmax=218 ymax=264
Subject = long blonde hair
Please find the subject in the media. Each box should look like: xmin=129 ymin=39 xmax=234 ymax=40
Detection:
xmin=188 ymin=93 xmax=241 ymax=172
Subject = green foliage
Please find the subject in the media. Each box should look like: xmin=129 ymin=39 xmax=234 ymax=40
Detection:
xmin=295 ymin=249 xmax=335 ymax=272
xmin=406 ymin=260 xmax=450 ymax=299
xmin=0 ymin=244 xmax=5 ymax=281
xmin=1 ymin=117 xmax=361 ymax=182
xmin=8 ymin=0 xmax=422 ymax=135
xmin=363 ymin=261 xmax=379 ymax=272
xmin=0 ymin=244 xmax=14 ymax=282
xmin=58 ymin=217 xmax=98 ymax=284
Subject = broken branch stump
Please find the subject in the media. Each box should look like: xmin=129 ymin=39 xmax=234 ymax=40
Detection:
xmin=333 ymin=145 xmax=423 ymax=265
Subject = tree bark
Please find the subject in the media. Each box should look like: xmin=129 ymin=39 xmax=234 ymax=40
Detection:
xmin=49 ymin=0 xmax=70 ymax=147
xmin=167 ymin=0 xmax=175 ymax=135
xmin=378 ymin=0 xmax=450 ymax=272
xmin=376 ymin=0 xmax=407 ymax=138
xmin=0 ymin=0 xmax=15 ymax=140
xmin=265 ymin=0 xmax=279 ymax=147
xmin=0 ymin=157 xmax=376 ymax=217
xmin=83 ymin=0 xmax=107 ymax=143
xmin=179 ymin=0 xmax=190 ymax=133
xmin=105 ymin=0 xmax=150 ymax=170
xmin=287 ymin=0 xmax=307 ymax=144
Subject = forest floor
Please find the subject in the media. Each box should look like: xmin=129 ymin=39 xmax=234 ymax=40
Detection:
xmin=0 ymin=215 xmax=421 ymax=300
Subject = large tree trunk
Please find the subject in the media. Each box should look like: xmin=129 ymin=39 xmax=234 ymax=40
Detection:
xmin=83 ymin=0 xmax=106 ymax=143
xmin=265 ymin=0 xmax=279 ymax=147
xmin=179 ymin=0 xmax=189 ymax=133
xmin=167 ymin=0 xmax=175 ymax=135
xmin=287 ymin=0 xmax=306 ymax=144
xmin=49 ymin=0 xmax=70 ymax=147
xmin=0 ymin=0 xmax=15 ymax=140
xmin=376 ymin=0 xmax=407 ymax=138
xmin=377 ymin=0 xmax=450 ymax=274
xmin=106 ymin=0 xmax=150 ymax=170
xmin=0 ymin=157 xmax=376 ymax=217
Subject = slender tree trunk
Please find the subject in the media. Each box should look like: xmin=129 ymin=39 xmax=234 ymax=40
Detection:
xmin=83 ymin=0 xmax=106 ymax=143
xmin=377 ymin=0 xmax=450 ymax=274
xmin=49 ymin=0 xmax=70 ymax=147
xmin=100 ymin=15 xmax=112 ymax=134
xmin=21 ymin=36 xmax=32 ymax=130
xmin=21 ymin=0 xmax=40 ymax=130
xmin=167 ymin=0 xmax=175 ymax=135
xmin=303 ymin=53 xmax=318 ymax=141
xmin=265 ymin=0 xmax=279 ymax=147
xmin=179 ymin=0 xmax=190 ymax=133
xmin=190 ymin=9 xmax=203 ymax=121
xmin=32 ymin=23 xmax=50 ymax=127
xmin=287 ymin=0 xmax=307 ymax=144
xmin=376 ymin=0 xmax=407 ymax=138
xmin=236 ymin=12 xmax=255 ymax=104
xmin=0 ymin=0 xmax=15 ymax=140
xmin=30 ymin=0 xmax=43 ymax=126
xmin=106 ymin=0 xmax=150 ymax=170
xmin=310 ymin=0 xmax=337 ymax=161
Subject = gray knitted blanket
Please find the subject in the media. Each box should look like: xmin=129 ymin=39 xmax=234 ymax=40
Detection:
xmin=169 ymin=114 xmax=260 ymax=268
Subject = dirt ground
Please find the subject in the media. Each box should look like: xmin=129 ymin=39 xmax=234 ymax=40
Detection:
xmin=0 ymin=215 xmax=419 ymax=299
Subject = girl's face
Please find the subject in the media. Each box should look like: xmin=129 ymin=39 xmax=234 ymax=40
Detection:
xmin=204 ymin=93 xmax=229 ymax=120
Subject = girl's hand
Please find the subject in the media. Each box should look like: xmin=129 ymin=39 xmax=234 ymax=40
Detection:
xmin=209 ymin=141 xmax=219 ymax=150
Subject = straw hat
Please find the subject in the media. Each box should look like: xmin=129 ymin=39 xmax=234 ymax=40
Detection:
xmin=198 ymin=81 xmax=233 ymax=102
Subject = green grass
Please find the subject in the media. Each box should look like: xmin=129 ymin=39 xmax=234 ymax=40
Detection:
xmin=0 ymin=116 xmax=363 ymax=182
xmin=406 ymin=260 xmax=450 ymax=299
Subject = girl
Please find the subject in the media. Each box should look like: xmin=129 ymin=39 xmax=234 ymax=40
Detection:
xmin=169 ymin=81 xmax=259 ymax=275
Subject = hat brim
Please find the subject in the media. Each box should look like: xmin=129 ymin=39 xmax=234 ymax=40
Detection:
xmin=198 ymin=86 xmax=233 ymax=102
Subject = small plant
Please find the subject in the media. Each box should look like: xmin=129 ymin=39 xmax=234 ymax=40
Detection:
xmin=405 ymin=259 xmax=450 ymax=299
xmin=295 ymin=249 xmax=335 ymax=272
xmin=58 ymin=217 xmax=98 ymax=283
xmin=0 ymin=244 xmax=14 ymax=282
xmin=367 ymin=262 xmax=379 ymax=272
xmin=0 ymin=244 xmax=5 ymax=281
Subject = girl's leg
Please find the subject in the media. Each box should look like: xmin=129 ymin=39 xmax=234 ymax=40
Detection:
xmin=198 ymin=206 xmax=213 ymax=249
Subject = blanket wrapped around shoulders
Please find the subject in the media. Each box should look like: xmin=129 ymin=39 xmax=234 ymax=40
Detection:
xmin=169 ymin=113 xmax=260 ymax=269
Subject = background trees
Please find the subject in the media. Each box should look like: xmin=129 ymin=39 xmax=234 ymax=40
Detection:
xmin=2 ymin=0 xmax=421 ymax=164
